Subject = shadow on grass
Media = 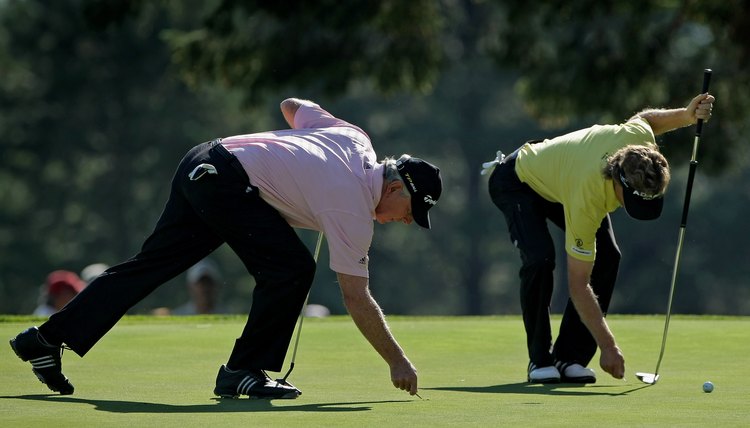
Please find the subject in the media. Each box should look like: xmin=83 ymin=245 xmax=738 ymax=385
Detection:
xmin=424 ymin=382 xmax=653 ymax=396
xmin=1 ymin=395 xmax=411 ymax=413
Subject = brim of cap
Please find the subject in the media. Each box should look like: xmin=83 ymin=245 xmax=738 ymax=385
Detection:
xmin=622 ymin=191 xmax=664 ymax=220
xmin=411 ymin=204 xmax=431 ymax=229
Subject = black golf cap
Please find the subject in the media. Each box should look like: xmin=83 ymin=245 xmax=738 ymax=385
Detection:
xmin=618 ymin=173 xmax=664 ymax=220
xmin=396 ymin=156 xmax=442 ymax=229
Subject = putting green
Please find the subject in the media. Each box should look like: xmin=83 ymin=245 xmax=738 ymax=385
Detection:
xmin=1 ymin=315 xmax=747 ymax=427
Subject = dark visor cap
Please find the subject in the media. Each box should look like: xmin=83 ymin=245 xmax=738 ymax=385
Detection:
xmin=396 ymin=157 xmax=442 ymax=229
xmin=618 ymin=173 xmax=664 ymax=220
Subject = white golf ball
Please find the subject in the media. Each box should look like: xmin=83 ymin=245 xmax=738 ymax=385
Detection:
xmin=703 ymin=381 xmax=714 ymax=393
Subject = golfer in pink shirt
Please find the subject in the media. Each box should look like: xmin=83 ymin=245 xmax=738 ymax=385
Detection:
xmin=11 ymin=98 xmax=442 ymax=400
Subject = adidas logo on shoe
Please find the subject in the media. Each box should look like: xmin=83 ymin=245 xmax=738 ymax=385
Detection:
xmin=555 ymin=361 xmax=596 ymax=384
xmin=9 ymin=327 xmax=74 ymax=395
xmin=214 ymin=364 xmax=301 ymax=399
xmin=527 ymin=362 xmax=560 ymax=384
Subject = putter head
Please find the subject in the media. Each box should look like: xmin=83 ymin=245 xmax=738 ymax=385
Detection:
xmin=635 ymin=372 xmax=660 ymax=384
xmin=273 ymin=378 xmax=302 ymax=397
xmin=275 ymin=378 xmax=297 ymax=389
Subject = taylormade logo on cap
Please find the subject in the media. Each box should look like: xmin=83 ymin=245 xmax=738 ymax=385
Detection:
xmin=402 ymin=172 xmax=419 ymax=193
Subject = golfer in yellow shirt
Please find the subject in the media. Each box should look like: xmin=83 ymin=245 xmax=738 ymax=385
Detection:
xmin=485 ymin=92 xmax=714 ymax=384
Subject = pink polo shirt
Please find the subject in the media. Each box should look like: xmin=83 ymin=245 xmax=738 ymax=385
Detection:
xmin=221 ymin=102 xmax=382 ymax=278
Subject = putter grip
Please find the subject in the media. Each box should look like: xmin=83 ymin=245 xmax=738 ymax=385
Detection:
xmin=681 ymin=162 xmax=697 ymax=227
xmin=696 ymin=68 xmax=712 ymax=136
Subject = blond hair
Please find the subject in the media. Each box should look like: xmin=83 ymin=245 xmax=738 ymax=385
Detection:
xmin=604 ymin=145 xmax=671 ymax=196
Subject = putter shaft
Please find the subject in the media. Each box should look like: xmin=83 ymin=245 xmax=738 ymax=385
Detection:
xmin=636 ymin=68 xmax=711 ymax=385
xmin=281 ymin=231 xmax=324 ymax=383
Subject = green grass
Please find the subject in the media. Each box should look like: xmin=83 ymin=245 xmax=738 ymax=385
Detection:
xmin=1 ymin=315 xmax=748 ymax=427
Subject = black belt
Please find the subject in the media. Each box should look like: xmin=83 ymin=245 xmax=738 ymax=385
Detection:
xmin=505 ymin=139 xmax=544 ymax=165
xmin=504 ymin=148 xmax=520 ymax=165
xmin=210 ymin=138 xmax=251 ymax=184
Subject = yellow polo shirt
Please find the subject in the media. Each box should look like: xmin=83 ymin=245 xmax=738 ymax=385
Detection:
xmin=514 ymin=117 xmax=656 ymax=262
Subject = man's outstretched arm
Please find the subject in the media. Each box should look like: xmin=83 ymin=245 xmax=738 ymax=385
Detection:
xmin=631 ymin=93 xmax=714 ymax=136
xmin=336 ymin=272 xmax=419 ymax=395
xmin=567 ymin=256 xmax=625 ymax=379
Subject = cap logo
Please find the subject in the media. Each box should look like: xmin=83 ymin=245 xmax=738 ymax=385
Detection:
xmin=632 ymin=189 xmax=660 ymax=200
xmin=621 ymin=173 xmax=660 ymax=200
xmin=403 ymin=172 xmax=418 ymax=193
xmin=424 ymin=195 xmax=437 ymax=206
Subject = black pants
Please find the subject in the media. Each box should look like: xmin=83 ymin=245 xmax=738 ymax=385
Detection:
xmin=488 ymin=148 xmax=620 ymax=367
xmin=39 ymin=140 xmax=316 ymax=372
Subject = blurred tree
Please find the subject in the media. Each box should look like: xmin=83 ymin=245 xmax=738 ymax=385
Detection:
xmin=161 ymin=0 xmax=517 ymax=314
xmin=160 ymin=0 xmax=749 ymax=314
xmin=1 ymin=0 xmax=748 ymax=316
xmin=480 ymin=0 xmax=750 ymax=315
xmin=160 ymin=0 xmax=749 ymax=173
xmin=165 ymin=0 xmax=444 ymax=103
xmin=486 ymin=0 xmax=749 ymax=172
xmin=0 ymin=0 xmax=262 ymax=313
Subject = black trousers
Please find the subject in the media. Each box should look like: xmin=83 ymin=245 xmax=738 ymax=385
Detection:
xmin=39 ymin=140 xmax=316 ymax=372
xmin=488 ymin=148 xmax=621 ymax=367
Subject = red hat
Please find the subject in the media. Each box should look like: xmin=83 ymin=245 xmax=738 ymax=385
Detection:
xmin=46 ymin=270 xmax=85 ymax=295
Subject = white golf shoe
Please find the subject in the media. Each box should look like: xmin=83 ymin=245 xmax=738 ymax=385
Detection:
xmin=527 ymin=362 xmax=561 ymax=383
xmin=556 ymin=361 xmax=596 ymax=384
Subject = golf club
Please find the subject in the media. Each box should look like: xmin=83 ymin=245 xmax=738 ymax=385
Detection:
xmin=276 ymin=231 xmax=325 ymax=387
xmin=636 ymin=68 xmax=712 ymax=385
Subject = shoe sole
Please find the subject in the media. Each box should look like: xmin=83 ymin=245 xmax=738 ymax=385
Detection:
xmin=215 ymin=391 xmax=300 ymax=400
xmin=561 ymin=376 xmax=596 ymax=384
xmin=527 ymin=377 xmax=560 ymax=384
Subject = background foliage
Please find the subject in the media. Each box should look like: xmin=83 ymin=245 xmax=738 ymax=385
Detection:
xmin=1 ymin=0 xmax=748 ymax=316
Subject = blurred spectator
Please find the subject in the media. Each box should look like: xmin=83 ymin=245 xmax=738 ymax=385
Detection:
xmin=303 ymin=303 xmax=330 ymax=318
xmin=33 ymin=270 xmax=85 ymax=317
xmin=80 ymin=263 xmax=110 ymax=286
xmin=153 ymin=258 xmax=226 ymax=315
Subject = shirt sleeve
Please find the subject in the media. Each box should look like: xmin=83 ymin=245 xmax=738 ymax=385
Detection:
xmin=294 ymin=102 xmax=348 ymax=130
xmin=564 ymin=206 xmax=599 ymax=262
xmin=624 ymin=116 xmax=657 ymax=147
xmin=318 ymin=211 xmax=373 ymax=278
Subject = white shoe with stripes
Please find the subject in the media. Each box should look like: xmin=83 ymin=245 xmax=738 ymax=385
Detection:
xmin=556 ymin=361 xmax=596 ymax=384
xmin=527 ymin=362 xmax=561 ymax=383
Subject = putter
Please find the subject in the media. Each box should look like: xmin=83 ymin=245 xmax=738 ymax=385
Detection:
xmin=636 ymin=69 xmax=712 ymax=385
xmin=276 ymin=231 xmax=324 ymax=387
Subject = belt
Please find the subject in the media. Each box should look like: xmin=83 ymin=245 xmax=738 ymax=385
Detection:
xmin=209 ymin=138 xmax=251 ymax=184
